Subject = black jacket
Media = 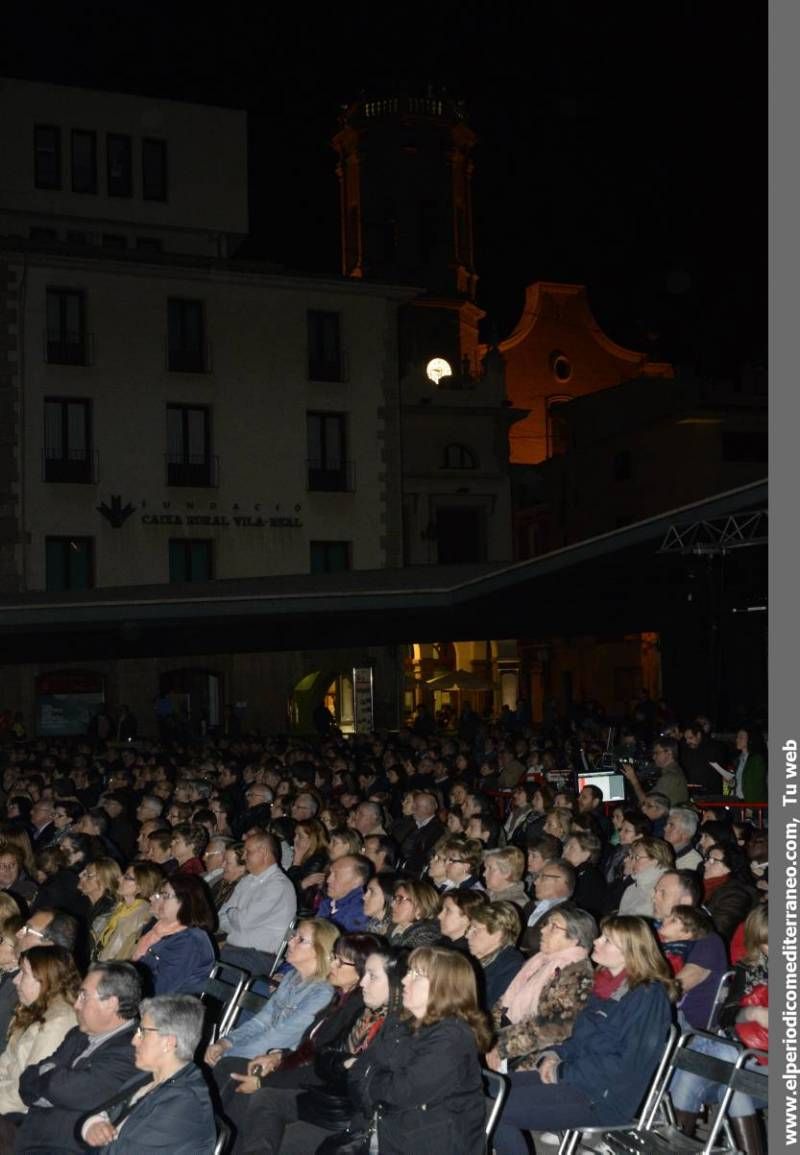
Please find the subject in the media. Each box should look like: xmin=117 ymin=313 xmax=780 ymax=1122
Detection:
xmin=400 ymin=818 xmax=446 ymax=876
xmin=16 ymin=1022 xmax=141 ymax=1152
xmin=347 ymin=1015 xmax=486 ymax=1155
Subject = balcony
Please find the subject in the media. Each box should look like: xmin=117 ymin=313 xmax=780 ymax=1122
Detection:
xmin=44 ymin=331 xmax=94 ymax=366
xmin=166 ymin=342 xmax=212 ymax=373
xmin=306 ymin=459 xmax=355 ymax=493
xmin=308 ymin=351 xmax=349 ymax=384
xmin=42 ymin=449 xmax=98 ymax=484
xmin=166 ymin=454 xmax=219 ymax=487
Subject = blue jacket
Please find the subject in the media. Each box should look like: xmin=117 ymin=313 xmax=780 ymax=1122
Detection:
xmin=552 ymin=981 xmax=673 ymax=1123
xmin=224 ymin=968 xmax=334 ymax=1059
xmin=97 ymin=1061 xmax=215 ymax=1154
xmin=138 ymin=927 xmax=216 ymax=995
xmin=317 ymin=886 xmax=368 ymax=932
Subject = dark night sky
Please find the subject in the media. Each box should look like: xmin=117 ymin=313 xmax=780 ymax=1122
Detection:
xmin=5 ymin=1 xmax=765 ymax=377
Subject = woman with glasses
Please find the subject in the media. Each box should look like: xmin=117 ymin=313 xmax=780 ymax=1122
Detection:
xmin=617 ymin=836 xmax=674 ymax=918
xmin=210 ymin=842 xmax=247 ymax=911
xmin=465 ymin=900 xmax=524 ymax=1009
xmin=80 ymin=995 xmax=215 ymax=1154
xmin=493 ymin=915 xmax=677 ymax=1155
xmin=388 ymin=879 xmax=442 ymax=949
xmin=342 ymin=946 xmax=491 ymax=1155
xmin=218 ymin=932 xmax=382 ymax=1148
xmin=442 ymin=837 xmax=484 ymax=891
xmin=701 ymin=842 xmax=757 ymax=942
xmin=0 ymin=944 xmax=79 ymax=1119
xmin=204 ymin=918 xmax=339 ymax=1069
xmin=95 ymin=863 xmax=163 ymax=962
xmin=78 ymin=857 xmax=121 ymax=956
xmin=239 ymin=942 xmax=408 ymax=1155
xmin=131 ymin=873 xmax=215 ymax=994
xmin=486 ymin=904 xmax=596 ymax=1073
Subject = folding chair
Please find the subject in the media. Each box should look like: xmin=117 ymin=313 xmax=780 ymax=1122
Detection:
xmin=557 ymin=1023 xmax=678 ymax=1155
xmin=705 ymin=970 xmax=735 ymax=1034
xmin=268 ymin=916 xmax=297 ymax=978
xmin=219 ymin=974 xmax=273 ymax=1037
xmin=600 ymin=1029 xmax=766 ymax=1155
xmin=199 ymin=961 xmax=249 ymax=1044
xmin=213 ymin=1113 xmax=232 ymax=1155
xmin=483 ymin=1069 xmax=508 ymax=1152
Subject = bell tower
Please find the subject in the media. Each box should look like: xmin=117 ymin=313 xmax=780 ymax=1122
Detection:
xmin=332 ymin=92 xmax=478 ymax=301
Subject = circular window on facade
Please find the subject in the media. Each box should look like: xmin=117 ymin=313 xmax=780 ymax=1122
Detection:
xmin=550 ymin=352 xmax=572 ymax=382
xmin=426 ymin=357 xmax=453 ymax=385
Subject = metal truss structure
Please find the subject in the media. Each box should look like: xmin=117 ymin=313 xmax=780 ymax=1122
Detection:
xmin=658 ymin=510 xmax=768 ymax=556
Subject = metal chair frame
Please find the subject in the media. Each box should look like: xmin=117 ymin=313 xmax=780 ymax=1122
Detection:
xmin=199 ymin=961 xmax=249 ymax=1044
xmin=220 ymin=974 xmax=272 ymax=1038
xmin=557 ymin=1023 xmax=678 ymax=1155
xmin=705 ymin=970 xmax=735 ymax=1034
xmin=268 ymin=916 xmax=297 ymax=978
xmin=483 ymin=1069 xmax=509 ymax=1151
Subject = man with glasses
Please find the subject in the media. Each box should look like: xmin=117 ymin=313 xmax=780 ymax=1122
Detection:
xmin=16 ymin=909 xmax=80 ymax=956
xmin=14 ymin=962 xmax=143 ymax=1153
xmin=519 ymin=860 xmax=576 ymax=956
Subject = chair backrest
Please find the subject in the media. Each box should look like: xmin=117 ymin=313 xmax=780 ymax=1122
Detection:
xmin=199 ymin=962 xmax=249 ymax=1043
xmin=220 ymin=976 xmax=272 ymax=1037
xmin=482 ymin=1069 xmax=509 ymax=1148
xmin=706 ymin=969 xmax=735 ymax=1032
xmin=268 ymin=916 xmax=297 ymax=978
xmin=213 ymin=1113 xmax=232 ymax=1155
xmin=650 ymin=1028 xmax=743 ymax=1153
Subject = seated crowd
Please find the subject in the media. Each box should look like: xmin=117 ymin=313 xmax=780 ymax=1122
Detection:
xmin=0 ymin=710 xmax=768 ymax=1154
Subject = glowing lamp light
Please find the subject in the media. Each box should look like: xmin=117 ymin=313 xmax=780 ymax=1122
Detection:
xmin=426 ymin=357 xmax=453 ymax=385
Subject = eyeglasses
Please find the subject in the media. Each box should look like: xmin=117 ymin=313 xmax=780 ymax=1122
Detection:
xmin=703 ymin=855 xmax=725 ymax=865
xmin=331 ymin=955 xmax=356 ymax=967
xmin=76 ymin=988 xmax=109 ymax=1003
xmin=153 ymin=891 xmax=177 ymax=901
xmin=445 ymin=857 xmax=467 ymax=865
xmin=537 ymin=873 xmax=564 ymax=881
xmin=630 ymin=854 xmax=651 ymax=862
xmin=289 ymin=933 xmax=314 ymax=945
xmin=122 ymin=873 xmax=136 ymax=881
xmin=133 ymin=1025 xmax=160 ymax=1038
xmin=406 ymin=967 xmax=428 ymax=981
xmin=18 ymin=925 xmax=46 ymax=940
xmin=392 ymin=895 xmax=412 ymax=904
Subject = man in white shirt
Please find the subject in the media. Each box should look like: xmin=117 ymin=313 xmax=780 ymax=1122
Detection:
xmin=219 ymin=831 xmax=296 ymax=976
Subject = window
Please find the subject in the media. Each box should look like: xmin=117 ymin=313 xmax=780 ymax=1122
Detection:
xmin=142 ymin=138 xmax=167 ymax=201
xmin=46 ymin=288 xmax=86 ymax=365
xmin=44 ymin=398 xmax=92 ymax=482
xmin=71 ymin=130 xmax=97 ymax=194
xmin=66 ymin=231 xmax=89 ymax=246
xmin=106 ymin=133 xmax=132 ymax=197
xmin=45 ymin=537 xmax=94 ymax=591
xmin=166 ymin=405 xmax=213 ymax=486
xmin=167 ymin=299 xmax=205 ymax=372
xmin=546 ymin=395 xmax=572 ymax=457
xmin=136 ymin=237 xmax=163 ymax=253
xmin=307 ymin=311 xmax=344 ymax=381
xmin=29 ymin=227 xmax=57 ymax=241
xmin=613 ymin=449 xmax=633 ymax=482
xmin=307 ymin=412 xmax=349 ymax=491
xmin=443 ymin=443 xmax=478 ymax=469
xmin=435 ymin=506 xmax=487 ymax=564
xmin=101 ymin=234 xmax=126 ymax=249
xmin=169 ymin=540 xmax=213 ymax=583
xmin=34 ymin=125 xmax=61 ymax=189
xmin=721 ymin=431 xmax=768 ymax=463
xmin=310 ymin=541 xmax=351 ymax=573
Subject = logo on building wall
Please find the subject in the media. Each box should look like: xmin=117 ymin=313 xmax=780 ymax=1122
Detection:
xmin=97 ymin=496 xmax=137 ymax=528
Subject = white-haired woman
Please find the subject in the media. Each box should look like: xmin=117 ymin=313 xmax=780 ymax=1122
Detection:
xmin=81 ymin=995 xmax=215 ymax=1154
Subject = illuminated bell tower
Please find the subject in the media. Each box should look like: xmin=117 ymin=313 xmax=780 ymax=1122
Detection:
xmin=333 ymin=92 xmax=483 ymax=379
xmin=333 ymin=92 xmax=478 ymax=301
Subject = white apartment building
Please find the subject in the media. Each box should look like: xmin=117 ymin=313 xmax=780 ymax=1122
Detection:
xmin=0 ymin=79 xmax=519 ymax=734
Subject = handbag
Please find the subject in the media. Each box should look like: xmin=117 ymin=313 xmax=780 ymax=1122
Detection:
xmin=315 ymin=1110 xmax=380 ymax=1155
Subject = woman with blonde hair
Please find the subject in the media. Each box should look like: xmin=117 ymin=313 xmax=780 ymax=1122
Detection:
xmin=95 ymin=862 xmax=163 ymax=961
xmin=0 ymin=945 xmax=80 ymax=1118
xmin=542 ymin=806 xmax=573 ymax=844
xmin=77 ymin=857 xmax=122 ymax=955
xmin=388 ymin=879 xmax=442 ymax=948
xmin=493 ymin=915 xmax=677 ymax=1155
xmin=288 ymin=818 xmax=330 ymax=914
xmin=205 ymin=918 xmax=338 ymax=1066
xmin=345 ymin=946 xmax=492 ymax=1154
